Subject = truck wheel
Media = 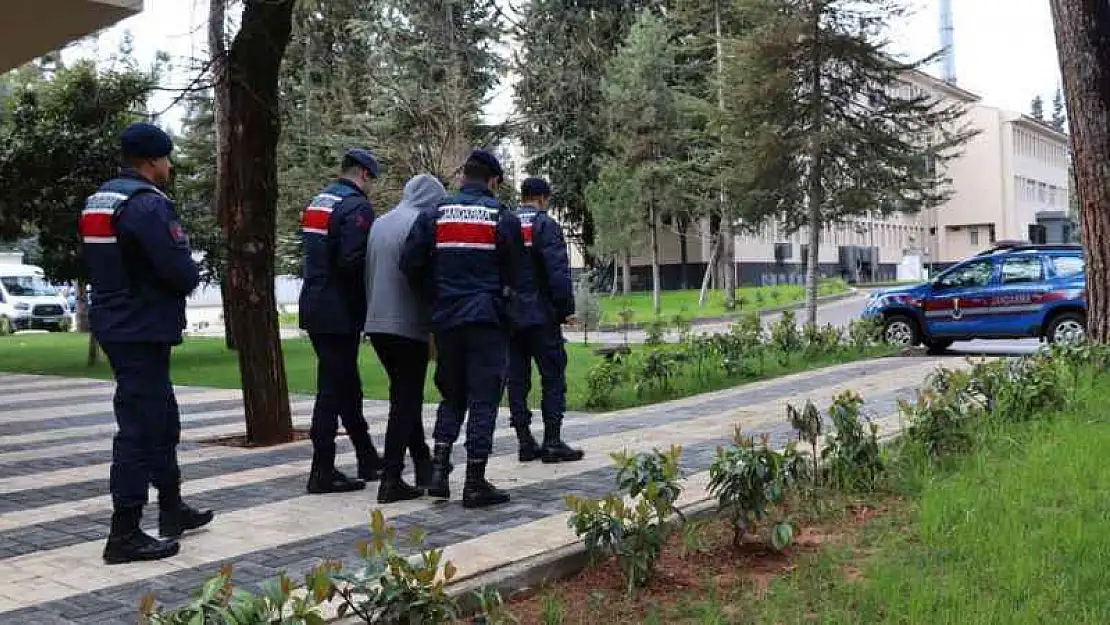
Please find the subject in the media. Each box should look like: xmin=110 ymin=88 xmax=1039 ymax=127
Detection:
xmin=1046 ymin=312 xmax=1086 ymax=345
xmin=882 ymin=314 xmax=919 ymax=347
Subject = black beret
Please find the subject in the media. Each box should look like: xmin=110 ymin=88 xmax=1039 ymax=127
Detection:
xmin=120 ymin=122 xmax=173 ymax=159
xmin=521 ymin=177 xmax=552 ymax=197
xmin=467 ymin=149 xmax=504 ymax=180
xmin=344 ymin=148 xmax=380 ymax=178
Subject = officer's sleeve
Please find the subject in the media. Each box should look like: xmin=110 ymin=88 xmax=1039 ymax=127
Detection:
xmin=535 ymin=214 xmax=575 ymax=321
xmin=335 ymin=197 xmax=374 ymax=275
xmin=400 ymin=209 xmax=435 ymax=297
xmin=117 ymin=194 xmax=200 ymax=296
xmin=496 ymin=209 xmax=525 ymax=296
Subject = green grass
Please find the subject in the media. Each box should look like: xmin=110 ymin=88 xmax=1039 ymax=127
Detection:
xmin=0 ymin=332 xmax=883 ymax=413
xmin=596 ymin=279 xmax=849 ymax=325
xmin=687 ymin=371 xmax=1110 ymax=624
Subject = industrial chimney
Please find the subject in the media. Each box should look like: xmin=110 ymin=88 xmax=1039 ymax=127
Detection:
xmin=939 ymin=0 xmax=956 ymax=83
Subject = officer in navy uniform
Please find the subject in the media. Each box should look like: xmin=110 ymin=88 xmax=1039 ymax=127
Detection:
xmin=505 ymin=178 xmax=584 ymax=463
xmin=400 ymin=150 xmax=523 ymax=509
xmin=299 ymin=149 xmax=383 ymax=494
xmin=80 ymin=122 xmax=213 ymax=564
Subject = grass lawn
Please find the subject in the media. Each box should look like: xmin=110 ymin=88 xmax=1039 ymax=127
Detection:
xmin=504 ymin=368 xmax=1110 ymax=624
xmin=596 ymin=279 xmax=849 ymax=325
xmin=0 ymin=332 xmax=886 ymax=413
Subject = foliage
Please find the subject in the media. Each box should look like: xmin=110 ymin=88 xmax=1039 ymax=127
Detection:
xmin=643 ymin=319 xmax=669 ymax=347
xmin=330 ymin=510 xmax=459 ymax=624
xmin=769 ymin=310 xmax=802 ymax=365
xmin=821 ymin=390 xmax=884 ymax=491
xmin=847 ymin=317 xmax=883 ymax=351
xmin=573 ymin=271 xmax=603 ymax=333
xmin=471 ymin=588 xmax=519 ymax=625
xmin=566 ymin=447 xmax=687 ymax=595
xmin=634 ymin=349 xmax=683 ymax=397
xmin=803 ymin=322 xmax=843 ymax=357
xmin=708 ymin=427 xmax=808 ymax=550
xmin=140 ymin=563 xmax=331 ymax=624
xmin=584 ymin=357 xmax=627 ymax=410
xmin=788 ymin=400 xmax=823 ymax=480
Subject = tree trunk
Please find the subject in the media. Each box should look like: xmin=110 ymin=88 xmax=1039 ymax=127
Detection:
xmin=698 ymin=239 xmax=720 ymax=308
xmin=804 ymin=0 xmax=824 ymax=328
xmin=217 ymin=0 xmax=296 ymax=445
xmin=75 ymin=282 xmax=90 ymax=333
xmin=622 ymin=251 xmax=632 ymax=296
xmin=650 ymin=200 xmax=662 ymax=316
xmin=87 ymin=332 xmax=99 ymax=367
xmin=715 ymin=0 xmax=737 ymax=310
xmin=209 ymin=0 xmax=237 ymax=352
xmin=1050 ymin=0 xmax=1110 ymax=342
xmin=677 ymin=216 xmax=689 ymax=290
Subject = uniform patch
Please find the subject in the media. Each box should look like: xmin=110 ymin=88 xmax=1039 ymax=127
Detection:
xmin=356 ymin=213 xmax=370 ymax=231
xmin=169 ymin=221 xmax=188 ymax=243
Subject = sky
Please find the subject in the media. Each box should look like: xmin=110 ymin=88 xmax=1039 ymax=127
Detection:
xmin=65 ymin=0 xmax=1064 ymax=131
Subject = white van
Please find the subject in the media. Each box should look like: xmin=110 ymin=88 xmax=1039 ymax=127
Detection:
xmin=0 ymin=266 xmax=72 ymax=335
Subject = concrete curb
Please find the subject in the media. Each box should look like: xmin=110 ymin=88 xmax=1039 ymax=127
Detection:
xmin=574 ymin=288 xmax=861 ymax=333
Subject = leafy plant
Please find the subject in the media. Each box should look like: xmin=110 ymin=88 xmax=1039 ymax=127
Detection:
xmin=733 ymin=312 xmax=766 ymax=373
xmin=672 ymin=312 xmax=693 ymax=344
xmin=612 ymin=446 xmax=685 ymax=518
xmin=901 ymin=379 xmax=975 ymax=459
xmin=634 ymin=349 xmax=681 ymax=397
xmin=803 ymin=322 xmax=842 ymax=356
xmin=770 ymin=310 xmax=802 ymax=365
xmin=821 ymin=390 xmax=884 ymax=491
xmin=539 ymin=594 xmax=565 ymax=625
xmin=708 ymin=427 xmax=808 ymax=550
xmin=140 ymin=563 xmax=331 ymax=625
xmin=471 ymin=588 xmax=518 ymax=625
xmin=330 ymin=510 xmax=459 ymax=624
xmin=847 ymin=317 xmax=882 ymax=350
xmin=788 ymin=400 xmax=823 ymax=481
xmin=584 ymin=357 xmax=627 ymax=409
xmin=644 ymin=319 xmax=669 ymax=346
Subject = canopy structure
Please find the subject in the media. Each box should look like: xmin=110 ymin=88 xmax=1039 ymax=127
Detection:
xmin=1 ymin=0 xmax=142 ymax=71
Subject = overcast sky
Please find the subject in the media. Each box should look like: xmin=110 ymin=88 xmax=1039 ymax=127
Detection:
xmin=66 ymin=0 xmax=1063 ymax=131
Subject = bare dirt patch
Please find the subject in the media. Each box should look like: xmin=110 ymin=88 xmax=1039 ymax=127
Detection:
xmin=194 ymin=428 xmax=312 ymax=448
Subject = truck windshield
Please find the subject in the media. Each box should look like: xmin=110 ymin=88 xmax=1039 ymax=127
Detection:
xmin=0 ymin=276 xmax=58 ymax=297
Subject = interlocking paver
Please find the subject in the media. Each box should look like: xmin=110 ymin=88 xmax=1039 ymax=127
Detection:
xmin=0 ymin=354 xmax=955 ymax=623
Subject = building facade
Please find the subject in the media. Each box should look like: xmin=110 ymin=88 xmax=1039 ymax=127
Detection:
xmin=1 ymin=0 xmax=141 ymax=72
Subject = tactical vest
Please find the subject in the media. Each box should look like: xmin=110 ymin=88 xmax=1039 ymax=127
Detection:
xmin=80 ymin=177 xmax=163 ymax=294
xmin=434 ymin=199 xmax=503 ymax=297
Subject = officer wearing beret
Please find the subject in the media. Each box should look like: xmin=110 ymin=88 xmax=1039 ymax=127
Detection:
xmin=505 ymin=178 xmax=583 ymax=464
xmin=400 ymin=149 xmax=523 ymax=508
xmin=299 ymin=149 xmax=383 ymax=494
xmin=80 ymin=122 xmax=212 ymax=564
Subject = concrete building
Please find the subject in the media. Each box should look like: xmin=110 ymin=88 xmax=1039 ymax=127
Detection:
xmin=2 ymin=0 xmax=141 ymax=72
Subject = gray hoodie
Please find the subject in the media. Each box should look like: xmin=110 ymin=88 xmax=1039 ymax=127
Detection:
xmin=364 ymin=174 xmax=447 ymax=341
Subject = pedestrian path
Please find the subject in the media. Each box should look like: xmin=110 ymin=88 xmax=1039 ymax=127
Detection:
xmin=0 ymin=354 xmax=958 ymax=623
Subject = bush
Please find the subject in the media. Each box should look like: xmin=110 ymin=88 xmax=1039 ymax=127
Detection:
xmin=769 ymin=310 xmax=802 ymax=365
xmin=573 ymin=273 xmax=602 ymax=332
xmin=643 ymin=319 xmax=669 ymax=346
xmin=821 ymin=390 xmax=884 ymax=491
xmin=847 ymin=317 xmax=882 ymax=350
xmin=803 ymin=322 xmax=842 ymax=357
xmin=584 ymin=358 xmax=626 ymax=409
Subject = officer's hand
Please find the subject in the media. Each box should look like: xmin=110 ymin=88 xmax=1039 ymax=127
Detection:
xmin=563 ymin=315 xmax=578 ymax=326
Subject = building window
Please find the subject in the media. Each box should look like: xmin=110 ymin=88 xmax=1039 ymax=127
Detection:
xmin=969 ymin=228 xmax=979 ymax=246
xmin=1038 ymin=182 xmax=1048 ymax=203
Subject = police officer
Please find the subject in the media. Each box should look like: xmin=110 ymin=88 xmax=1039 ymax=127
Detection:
xmin=299 ymin=149 xmax=383 ymax=494
xmin=80 ymin=122 xmax=213 ymax=564
xmin=400 ymin=150 xmax=522 ymax=509
xmin=505 ymin=178 xmax=584 ymax=463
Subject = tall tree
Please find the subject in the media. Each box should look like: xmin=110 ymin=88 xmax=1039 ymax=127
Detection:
xmin=213 ymin=0 xmax=297 ymax=445
xmin=1050 ymin=0 xmax=1110 ymax=342
xmin=1051 ymin=86 xmax=1067 ymax=132
xmin=724 ymin=0 xmax=975 ymax=325
xmin=514 ymin=0 xmax=658 ymax=268
xmin=1031 ymin=94 xmax=1046 ymax=121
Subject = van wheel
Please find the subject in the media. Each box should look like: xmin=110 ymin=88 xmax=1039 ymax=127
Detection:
xmin=1046 ymin=312 xmax=1086 ymax=345
xmin=882 ymin=314 xmax=920 ymax=347
xmin=0 ymin=317 xmax=12 ymax=337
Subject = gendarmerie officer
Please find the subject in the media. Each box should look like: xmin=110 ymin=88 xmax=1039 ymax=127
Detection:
xmin=400 ymin=150 xmax=523 ymax=509
xmin=505 ymin=178 xmax=583 ymax=463
xmin=79 ymin=122 xmax=213 ymax=564
xmin=298 ymin=149 xmax=383 ymax=494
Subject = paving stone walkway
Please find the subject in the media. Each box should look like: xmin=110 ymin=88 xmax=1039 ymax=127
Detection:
xmin=0 ymin=354 xmax=958 ymax=624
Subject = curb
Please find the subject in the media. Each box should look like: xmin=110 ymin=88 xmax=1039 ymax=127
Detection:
xmin=571 ymin=288 xmax=862 ymax=333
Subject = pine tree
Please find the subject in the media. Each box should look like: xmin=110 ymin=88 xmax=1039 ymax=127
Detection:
xmin=1031 ymin=94 xmax=1046 ymax=120
xmin=1051 ymin=86 xmax=1067 ymax=132
xmin=725 ymin=0 xmax=976 ymax=325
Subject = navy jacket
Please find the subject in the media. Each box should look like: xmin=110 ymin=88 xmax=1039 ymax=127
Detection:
xmin=399 ymin=182 xmax=523 ymax=332
xmin=79 ymin=170 xmax=200 ymax=344
xmin=512 ymin=204 xmax=575 ymax=327
xmin=298 ymin=179 xmax=375 ymax=334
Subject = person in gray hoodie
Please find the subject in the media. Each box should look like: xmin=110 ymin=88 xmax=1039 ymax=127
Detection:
xmin=365 ymin=174 xmax=447 ymax=503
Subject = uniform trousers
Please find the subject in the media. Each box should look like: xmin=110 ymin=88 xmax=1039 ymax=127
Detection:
xmin=431 ymin=324 xmax=508 ymax=458
xmin=308 ymin=333 xmax=373 ymax=457
xmin=506 ymin=323 xmax=568 ymax=429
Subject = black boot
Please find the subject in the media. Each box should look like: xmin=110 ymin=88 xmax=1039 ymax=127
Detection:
xmin=103 ymin=506 xmax=180 ymax=565
xmin=427 ymin=443 xmax=453 ymax=500
xmin=514 ymin=425 xmax=542 ymax=462
xmin=158 ymin=498 xmax=214 ymax=539
xmin=541 ymin=421 xmax=584 ymax=464
xmin=306 ymin=449 xmax=365 ymax=494
xmin=377 ymin=468 xmax=424 ymax=504
xmin=462 ymin=457 xmax=510 ymax=509
xmin=413 ymin=455 xmax=434 ymax=489
xmin=356 ymin=444 xmax=383 ymax=482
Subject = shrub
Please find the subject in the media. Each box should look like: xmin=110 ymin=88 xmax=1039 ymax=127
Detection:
xmin=821 ymin=390 xmax=884 ymax=491
xmin=573 ymin=273 xmax=602 ymax=332
xmin=788 ymin=400 xmax=822 ymax=480
xmin=803 ymin=322 xmax=842 ymax=357
xmin=847 ymin=317 xmax=883 ymax=350
xmin=708 ymin=427 xmax=808 ymax=550
xmin=901 ymin=367 xmax=978 ymax=459
xmin=634 ymin=350 xmax=681 ymax=398
xmin=643 ymin=319 xmax=669 ymax=346
xmin=769 ymin=310 xmax=802 ymax=365
xmin=584 ymin=357 xmax=627 ymax=409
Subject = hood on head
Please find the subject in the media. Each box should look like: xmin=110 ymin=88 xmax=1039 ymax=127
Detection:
xmin=402 ymin=174 xmax=447 ymax=211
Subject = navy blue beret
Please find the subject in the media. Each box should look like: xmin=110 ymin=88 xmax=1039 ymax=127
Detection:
xmin=344 ymin=148 xmax=380 ymax=178
xmin=521 ymin=177 xmax=551 ymax=197
xmin=467 ymin=149 xmax=504 ymax=180
xmin=120 ymin=122 xmax=173 ymax=159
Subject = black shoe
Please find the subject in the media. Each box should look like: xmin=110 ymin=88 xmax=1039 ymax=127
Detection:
xmin=514 ymin=425 xmax=542 ymax=462
xmin=413 ymin=457 xmax=434 ymax=489
xmin=159 ymin=503 xmax=214 ymax=538
xmin=307 ymin=469 xmax=366 ymax=494
xmin=427 ymin=443 xmax=453 ymax=500
xmin=103 ymin=507 xmax=179 ymax=565
xmin=541 ymin=422 xmax=584 ymax=463
xmin=356 ymin=443 xmax=383 ymax=482
xmin=377 ymin=477 xmax=424 ymax=504
xmin=462 ymin=458 xmax=510 ymax=509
